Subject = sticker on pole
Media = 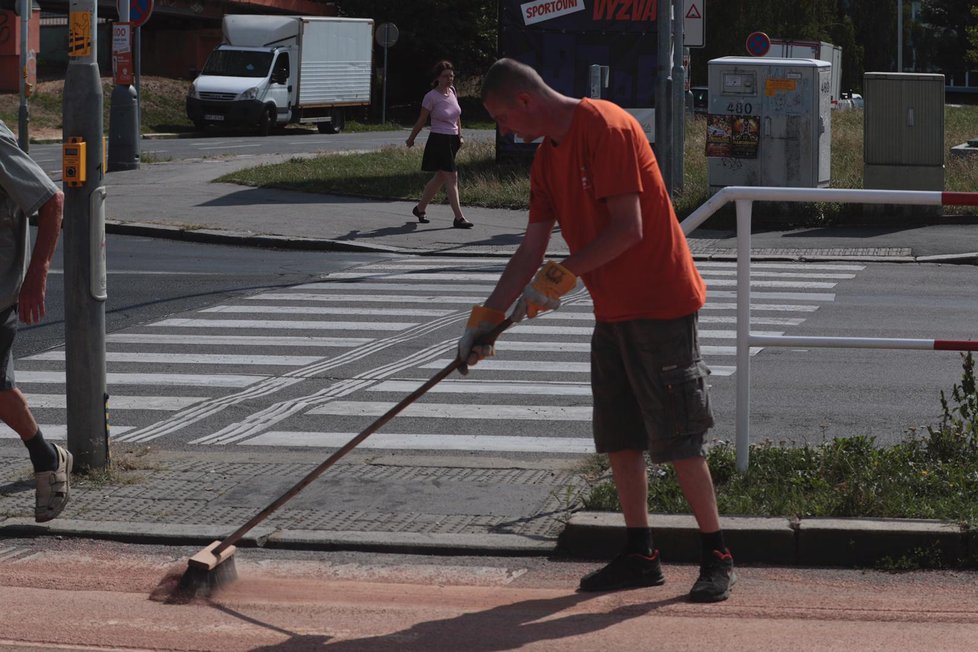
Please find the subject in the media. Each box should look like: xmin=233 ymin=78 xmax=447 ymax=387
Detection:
xmin=746 ymin=31 xmax=771 ymax=57
xmin=112 ymin=23 xmax=133 ymax=85
xmin=68 ymin=11 xmax=93 ymax=57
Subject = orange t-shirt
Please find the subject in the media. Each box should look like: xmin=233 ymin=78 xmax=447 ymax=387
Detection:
xmin=529 ymin=98 xmax=706 ymax=322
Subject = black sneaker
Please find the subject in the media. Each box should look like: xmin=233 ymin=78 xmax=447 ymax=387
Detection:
xmin=689 ymin=548 xmax=736 ymax=603
xmin=578 ymin=550 xmax=665 ymax=592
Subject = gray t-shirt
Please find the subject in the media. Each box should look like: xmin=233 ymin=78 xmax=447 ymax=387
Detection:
xmin=0 ymin=120 xmax=59 ymax=310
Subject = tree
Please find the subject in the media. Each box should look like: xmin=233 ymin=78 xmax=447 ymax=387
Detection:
xmin=920 ymin=0 xmax=978 ymax=82
xmin=336 ymin=0 xmax=497 ymax=110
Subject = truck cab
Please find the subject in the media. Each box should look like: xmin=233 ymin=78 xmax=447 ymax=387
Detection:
xmin=187 ymin=45 xmax=294 ymax=135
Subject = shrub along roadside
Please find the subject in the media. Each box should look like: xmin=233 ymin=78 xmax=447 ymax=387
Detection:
xmin=581 ymin=353 xmax=978 ymax=534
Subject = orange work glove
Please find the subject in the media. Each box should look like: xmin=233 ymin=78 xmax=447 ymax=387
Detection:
xmin=457 ymin=305 xmax=506 ymax=375
xmin=511 ymin=261 xmax=577 ymax=321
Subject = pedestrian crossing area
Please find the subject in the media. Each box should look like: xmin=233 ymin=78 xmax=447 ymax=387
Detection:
xmin=6 ymin=257 xmax=866 ymax=455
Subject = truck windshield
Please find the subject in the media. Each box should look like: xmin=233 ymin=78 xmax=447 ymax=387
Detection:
xmin=202 ymin=50 xmax=273 ymax=78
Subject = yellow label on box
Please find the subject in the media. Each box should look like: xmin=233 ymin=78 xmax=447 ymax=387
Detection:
xmin=765 ymin=78 xmax=797 ymax=96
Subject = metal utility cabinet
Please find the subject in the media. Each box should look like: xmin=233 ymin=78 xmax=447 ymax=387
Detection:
xmin=707 ymin=57 xmax=831 ymax=193
xmin=863 ymin=72 xmax=945 ymax=191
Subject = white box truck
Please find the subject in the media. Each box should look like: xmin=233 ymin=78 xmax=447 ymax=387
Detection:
xmin=186 ymin=15 xmax=373 ymax=135
xmin=761 ymin=39 xmax=842 ymax=103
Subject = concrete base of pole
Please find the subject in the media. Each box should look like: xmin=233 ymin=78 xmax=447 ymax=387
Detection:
xmin=108 ymin=84 xmax=139 ymax=171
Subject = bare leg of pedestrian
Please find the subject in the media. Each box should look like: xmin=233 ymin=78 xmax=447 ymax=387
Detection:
xmin=446 ymin=170 xmax=473 ymax=228
xmin=414 ymin=174 xmax=445 ymax=223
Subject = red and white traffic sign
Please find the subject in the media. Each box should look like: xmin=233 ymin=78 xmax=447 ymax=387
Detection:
xmin=684 ymin=0 xmax=704 ymax=48
xmin=117 ymin=0 xmax=153 ymax=28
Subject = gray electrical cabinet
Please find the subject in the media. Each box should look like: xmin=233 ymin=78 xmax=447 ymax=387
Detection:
xmin=863 ymin=72 xmax=945 ymax=191
xmin=707 ymin=57 xmax=832 ymax=192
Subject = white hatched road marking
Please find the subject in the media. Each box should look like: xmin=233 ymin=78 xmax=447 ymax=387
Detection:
xmin=418 ymin=359 xmax=737 ymax=376
xmin=325 ymin=271 xmax=840 ymax=288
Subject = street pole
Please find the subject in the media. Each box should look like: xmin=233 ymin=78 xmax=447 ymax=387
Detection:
xmin=63 ymin=0 xmax=109 ymax=470
xmin=656 ymin=0 xmax=671 ymax=194
xmin=897 ymin=0 xmax=903 ymax=72
xmin=17 ymin=0 xmax=29 ymax=151
xmin=108 ymin=0 xmax=139 ymax=170
xmin=671 ymin=0 xmax=685 ymax=194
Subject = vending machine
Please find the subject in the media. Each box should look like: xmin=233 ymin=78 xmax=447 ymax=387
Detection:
xmin=707 ymin=57 xmax=831 ymax=192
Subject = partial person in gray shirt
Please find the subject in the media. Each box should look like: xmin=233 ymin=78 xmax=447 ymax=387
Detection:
xmin=0 ymin=119 xmax=71 ymax=522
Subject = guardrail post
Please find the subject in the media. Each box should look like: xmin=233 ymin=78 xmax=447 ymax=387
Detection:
xmin=735 ymin=199 xmax=753 ymax=472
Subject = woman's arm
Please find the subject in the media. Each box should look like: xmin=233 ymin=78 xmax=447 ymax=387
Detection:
xmin=406 ymin=106 xmax=431 ymax=147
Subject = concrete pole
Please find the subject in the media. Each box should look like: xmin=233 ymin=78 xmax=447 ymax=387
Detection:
xmin=671 ymin=0 xmax=685 ymax=194
xmin=897 ymin=0 xmax=903 ymax=72
xmin=108 ymin=0 xmax=138 ymax=170
xmin=656 ymin=0 xmax=671 ymax=194
xmin=63 ymin=0 xmax=109 ymax=470
xmin=17 ymin=0 xmax=29 ymax=151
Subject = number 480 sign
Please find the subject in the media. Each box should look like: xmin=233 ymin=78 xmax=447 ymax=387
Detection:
xmin=117 ymin=0 xmax=153 ymax=27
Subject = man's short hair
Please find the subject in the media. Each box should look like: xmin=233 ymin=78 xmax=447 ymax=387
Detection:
xmin=481 ymin=58 xmax=547 ymax=103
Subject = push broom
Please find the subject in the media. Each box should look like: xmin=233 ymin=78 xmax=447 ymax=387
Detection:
xmin=175 ymin=317 xmax=514 ymax=598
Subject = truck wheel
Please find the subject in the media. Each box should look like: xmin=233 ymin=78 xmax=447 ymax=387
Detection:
xmin=318 ymin=109 xmax=345 ymax=134
xmin=258 ymin=107 xmax=275 ymax=137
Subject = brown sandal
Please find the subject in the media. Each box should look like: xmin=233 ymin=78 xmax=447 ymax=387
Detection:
xmin=453 ymin=217 xmax=474 ymax=229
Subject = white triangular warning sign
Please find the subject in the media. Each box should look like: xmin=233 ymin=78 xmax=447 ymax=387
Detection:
xmin=686 ymin=3 xmax=701 ymax=18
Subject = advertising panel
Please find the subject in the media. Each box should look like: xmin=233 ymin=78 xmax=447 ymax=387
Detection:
xmin=498 ymin=0 xmax=659 ymax=158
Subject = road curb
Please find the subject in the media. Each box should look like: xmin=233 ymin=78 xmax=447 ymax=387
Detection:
xmin=559 ymin=512 xmax=976 ymax=567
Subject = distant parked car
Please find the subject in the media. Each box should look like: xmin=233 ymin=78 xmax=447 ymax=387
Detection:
xmin=691 ymin=86 xmax=709 ymax=114
xmin=834 ymin=91 xmax=864 ymax=111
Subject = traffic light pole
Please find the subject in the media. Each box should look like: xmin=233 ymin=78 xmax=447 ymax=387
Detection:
xmin=17 ymin=0 xmax=29 ymax=151
xmin=107 ymin=0 xmax=139 ymax=170
xmin=63 ymin=0 xmax=109 ymax=470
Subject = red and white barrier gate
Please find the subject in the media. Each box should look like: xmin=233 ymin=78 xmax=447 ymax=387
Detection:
xmin=680 ymin=187 xmax=978 ymax=471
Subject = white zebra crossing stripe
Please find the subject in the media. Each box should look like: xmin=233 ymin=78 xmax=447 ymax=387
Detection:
xmin=505 ymin=324 xmax=785 ymax=337
xmin=15 ymin=371 xmax=267 ymax=388
xmin=28 ymin=352 xmax=325 ymax=366
xmin=202 ymin=305 xmax=453 ymax=317
xmin=420 ymin=359 xmax=592 ymax=373
xmin=709 ymin=291 xmax=835 ymax=301
xmin=244 ymin=293 xmax=487 ymax=304
xmin=106 ymin=334 xmax=372 ymax=348
xmin=25 ymin=394 xmax=204 ymax=410
xmin=368 ymin=379 xmax=592 ymax=396
xmin=308 ymin=401 xmax=590 ymax=420
xmin=417 ymin=359 xmax=736 ymax=376
xmin=0 ymin=425 xmax=133 ymax=439
xmin=296 ymin=282 xmax=500 ymax=293
xmin=150 ymin=319 xmax=416 ymax=331
xmin=696 ymin=261 xmax=865 ymax=271
xmin=533 ymin=312 xmax=804 ymax=326
xmin=325 ymin=271 xmax=840 ymax=288
xmin=243 ymin=431 xmax=595 ymax=454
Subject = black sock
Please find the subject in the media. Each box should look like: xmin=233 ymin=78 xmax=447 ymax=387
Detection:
xmin=700 ymin=530 xmax=727 ymax=558
xmin=23 ymin=429 xmax=58 ymax=472
xmin=625 ymin=527 xmax=654 ymax=556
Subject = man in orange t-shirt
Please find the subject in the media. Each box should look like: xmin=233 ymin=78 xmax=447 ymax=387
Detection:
xmin=458 ymin=58 xmax=734 ymax=603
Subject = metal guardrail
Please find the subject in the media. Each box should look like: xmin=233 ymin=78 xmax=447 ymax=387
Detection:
xmin=680 ymin=186 xmax=978 ymax=472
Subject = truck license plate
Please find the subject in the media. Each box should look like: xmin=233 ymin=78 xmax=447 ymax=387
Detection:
xmin=204 ymin=114 xmax=224 ymax=121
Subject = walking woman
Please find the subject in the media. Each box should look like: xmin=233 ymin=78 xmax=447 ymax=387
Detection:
xmin=405 ymin=60 xmax=474 ymax=228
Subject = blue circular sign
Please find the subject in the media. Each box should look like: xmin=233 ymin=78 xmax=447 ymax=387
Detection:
xmin=746 ymin=31 xmax=771 ymax=57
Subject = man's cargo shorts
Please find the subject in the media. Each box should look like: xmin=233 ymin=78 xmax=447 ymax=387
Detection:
xmin=591 ymin=312 xmax=714 ymax=463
